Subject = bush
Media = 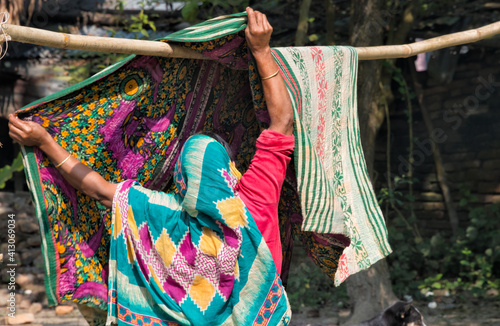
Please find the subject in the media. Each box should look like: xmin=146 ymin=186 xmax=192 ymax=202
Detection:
xmin=387 ymin=195 xmax=500 ymax=299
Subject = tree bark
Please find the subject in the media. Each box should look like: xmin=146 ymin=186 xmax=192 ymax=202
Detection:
xmin=343 ymin=0 xmax=398 ymax=323
xmin=345 ymin=260 xmax=398 ymax=324
xmin=295 ymin=0 xmax=312 ymax=46
xmin=325 ymin=0 xmax=336 ymax=45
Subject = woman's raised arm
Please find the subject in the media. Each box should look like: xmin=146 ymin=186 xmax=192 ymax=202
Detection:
xmin=8 ymin=114 xmax=117 ymax=208
xmin=245 ymin=7 xmax=294 ymax=136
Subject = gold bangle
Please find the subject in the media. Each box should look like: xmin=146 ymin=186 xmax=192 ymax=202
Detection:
xmin=261 ymin=69 xmax=280 ymax=80
xmin=55 ymin=154 xmax=72 ymax=169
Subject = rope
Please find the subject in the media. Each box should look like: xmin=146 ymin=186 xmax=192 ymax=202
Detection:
xmin=0 ymin=12 xmax=10 ymax=61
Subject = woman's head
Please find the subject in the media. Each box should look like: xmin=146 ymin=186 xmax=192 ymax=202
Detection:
xmin=197 ymin=131 xmax=234 ymax=161
xmin=174 ymin=133 xmax=241 ymax=217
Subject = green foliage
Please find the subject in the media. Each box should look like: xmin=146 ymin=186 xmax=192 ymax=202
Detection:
xmin=377 ymin=175 xmax=415 ymax=207
xmin=65 ymin=0 xmax=160 ymax=82
xmin=0 ymin=153 xmax=24 ymax=189
xmin=387 ymin=185 xmax=500 ymax=299
xmin=66 ymin=52 xmax=130 ymax=83
xmin=383 ymin=61 xmax=416 ymax=103
xmin=179 ymin=0 xmax=250 ymax=21
xmin=114 ymin=0 xmax=125 ymax=12
xmin=123 ymin=0 xmax=159 ymax=39
xmin=129 ymin=9 xmax=157 ymax=39
xmin=181 ymin=0 xmax=199 ymax=21
xmin=286 ymin=247 xmax=348 ymax=311
xmin=386 ymin=222 xmax=423 ymax=297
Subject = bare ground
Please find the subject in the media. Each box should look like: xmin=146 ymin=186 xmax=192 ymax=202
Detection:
xmin=290 ymin=298 xmax=500 ymax=325
xmin=0 ymin=297 xmax=498 ymax=325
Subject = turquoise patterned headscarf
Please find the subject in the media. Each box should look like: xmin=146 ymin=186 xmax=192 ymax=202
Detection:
xmin=108 ymin=135 xmax=291 ymax=325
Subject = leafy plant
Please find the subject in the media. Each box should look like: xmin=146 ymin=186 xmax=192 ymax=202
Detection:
xmin=0 ymin=153 xmax=24 ymax=189
xmin=65 ymin=51 xmax=130 ymax=83
xmin=129 ymin=8 xmax=157 ymax=39
xmin=286 ymin=246 xmax=348 ymax=311
xmin=179 ymin=0 xmax=250 ymax=22
xmin=387 ymin=187 xmax=500 ymax=299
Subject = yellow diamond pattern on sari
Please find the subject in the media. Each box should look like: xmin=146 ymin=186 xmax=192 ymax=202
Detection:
xmin=113 ymin=202 xmax=122 ymax=239
xmin=127 ymin=206 xmax=140 ymax=240
xmin=215 ymin=197 xmax=248 ymax=228
xmin=156 ymin=230 xmax=176 ymax=268
xmin=189 ymin=275 xmax=216 ymax=311
xmin=199 ymin=227 xmax=223 ymax=257
xmin=126 ymin=236 xmax=135 ymax=263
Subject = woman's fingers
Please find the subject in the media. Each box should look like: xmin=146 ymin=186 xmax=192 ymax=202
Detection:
xmin=8 ymin=118 xmax=24 ymax=138
xmin=254 ymin=10 xmax=263 ymax=26
xmin=246 ymin=7 xmax=256 ymax=29
xmin=264 ymin=17 xmax=272 ymax=31
xmin=8 ymin=114 xmax=32 ymax=134
xmin=8 ymin=113 xmax=47 ymax=147
xmin=245 ymin=6 xmax=273 ymax=55
xmin=8 ymin=123 xmax=25 ymax=144
xmin=260 ymin=11 xmax=272 ymax=30
xmin=247 ymin=7 xmax=270 ymax=33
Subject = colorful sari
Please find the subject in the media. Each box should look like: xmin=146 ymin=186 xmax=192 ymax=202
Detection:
xmin=107 ymin=135 xmax=290 ymax=325
xmin=16 ymin=11 xmax=391 ymax=320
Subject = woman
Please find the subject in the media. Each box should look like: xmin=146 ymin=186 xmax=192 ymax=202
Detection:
xmin=10 ymin=7 xmax=294 ymax=326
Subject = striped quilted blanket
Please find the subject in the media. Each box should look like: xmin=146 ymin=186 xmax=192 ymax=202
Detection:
xmin=16 ymin=12 xmax=391 ymax=311
xmin=273 ymin=46 xmax=391 ymax=284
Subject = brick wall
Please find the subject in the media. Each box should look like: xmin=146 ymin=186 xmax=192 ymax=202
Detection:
xmin=374 ymin=46 xmax=500 ymax=235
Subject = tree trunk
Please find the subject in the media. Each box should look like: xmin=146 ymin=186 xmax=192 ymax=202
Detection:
xmin=343 ymin=0 xmax=398 ymax=323
xmin=325 ymin=0 xmax=336 ymax=45
xmin=295 ymin=0 xmax=312 ymax=46
xmin=410 ymin=65 xmax=459 ymax=236
xmin=345 ymin=260 xmax=397 ymax=324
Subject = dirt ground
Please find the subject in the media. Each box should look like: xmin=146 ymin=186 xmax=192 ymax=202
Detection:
xmin=290 ymin=298 xmax=500 ymax=326
xmin=1 ymin=297 xmax=499 ymax=325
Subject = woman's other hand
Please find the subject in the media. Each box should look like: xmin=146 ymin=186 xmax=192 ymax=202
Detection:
xmin=245 ymin=7 xmax=273 ymax=56
xmin=8 ymin=114 xmax=51 ymax=147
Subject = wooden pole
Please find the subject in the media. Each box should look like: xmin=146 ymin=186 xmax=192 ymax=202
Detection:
xmin=1 ymin=20 xmax=500 ymax=60
xmin=0 ymin=23 xmax=207 ymax=60
xmin=356 ymin=20 xmax=500 ymax=60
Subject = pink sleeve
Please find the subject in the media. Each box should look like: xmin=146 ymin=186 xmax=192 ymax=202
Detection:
xmin=235 ymin=129 xmax=294 ymax=274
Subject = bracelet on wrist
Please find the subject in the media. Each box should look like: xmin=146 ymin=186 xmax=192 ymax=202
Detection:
xmin=55 ymin=154 xmax=72 ymax=169
xmin=261 ymin=69 xmax=280 ymax=80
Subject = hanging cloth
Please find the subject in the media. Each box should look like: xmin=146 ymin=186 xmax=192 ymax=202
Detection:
xmin=16 ymin=12 xmax=390 ymax=313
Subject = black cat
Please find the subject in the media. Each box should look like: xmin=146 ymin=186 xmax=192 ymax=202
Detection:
xmin=353 ymin=301 xmax=427 ymax=326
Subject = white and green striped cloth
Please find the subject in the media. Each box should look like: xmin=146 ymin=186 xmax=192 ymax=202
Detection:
xmin=272 ymin=46 xmax=391 ymax=284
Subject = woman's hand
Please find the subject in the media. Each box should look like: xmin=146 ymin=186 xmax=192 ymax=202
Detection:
xmin=245 ymin=7 xmax=273 ymax=57
xmin=9 ymin=113 xmax=117 ymax=208
xmin=8 ymin=114 xmax=51 ymax=147
xmin=244 ymin=8 xmax=293 ymax=136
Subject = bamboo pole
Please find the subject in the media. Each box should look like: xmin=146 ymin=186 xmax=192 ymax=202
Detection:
xmin=1 ymin=20 xmax=500 ymax=60
xmin=0 ymin=23 xmax=207 ymax=60
xmin=356 ymin=20 xmax=500 ymax=60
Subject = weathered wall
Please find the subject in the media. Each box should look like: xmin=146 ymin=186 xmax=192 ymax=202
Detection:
xmin=374 ymin=45 xmax=500 ymax=235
